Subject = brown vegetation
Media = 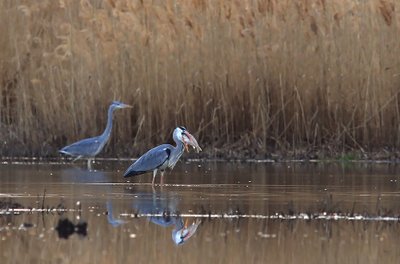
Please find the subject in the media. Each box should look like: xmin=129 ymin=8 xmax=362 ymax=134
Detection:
xmin=0 ymin=0 xmax=399 ymax=158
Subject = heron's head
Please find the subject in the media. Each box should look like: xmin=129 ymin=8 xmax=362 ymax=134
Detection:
xmin=172 ymin=219 xmax=201 ymax=245
xmin=172 ymin=227 xmax=188 ymax=245
xmin=111 ymin=101 xmax=132 ymax=109
xmin=173 ymin=126 xmax=202 ymax=153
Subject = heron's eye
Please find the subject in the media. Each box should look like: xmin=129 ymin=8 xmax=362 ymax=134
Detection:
xmin=179 ymin=126 xmax=186 ymax=131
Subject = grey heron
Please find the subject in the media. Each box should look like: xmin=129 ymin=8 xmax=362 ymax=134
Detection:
xmin=123 ymin=126 xmax=202 ymax=185
xmin=59 ymin=101 xmax=132 ymax=169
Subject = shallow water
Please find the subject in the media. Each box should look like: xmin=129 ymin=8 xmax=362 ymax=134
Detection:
xmin=1 ymin=161 xmax=400 ymax=263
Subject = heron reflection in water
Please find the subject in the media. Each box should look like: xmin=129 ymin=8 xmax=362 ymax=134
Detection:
xmin=60 ymin=167 xmax=110 ymax=183
xmin=107 ymin=189 xmax=201 ymax=245
xmin=133 ymin=190 xmax=201 ymax=245
xmin=106 ymin=201 xmax=127 ymax=227
xmin=59 ymin=101 xmax=132 ymax=170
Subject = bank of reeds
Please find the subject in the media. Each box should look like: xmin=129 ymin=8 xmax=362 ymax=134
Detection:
xmin=1 ymin=0 xmax=399 ymax=158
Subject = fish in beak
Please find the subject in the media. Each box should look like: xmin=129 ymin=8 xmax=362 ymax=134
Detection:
xmin=173 ymin=219 xmax=201 ymax=245
xmin=182 ymin=131 xmax=202 ymax=153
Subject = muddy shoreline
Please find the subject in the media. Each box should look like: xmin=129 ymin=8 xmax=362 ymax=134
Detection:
xmin=2 ymin=149 xmax=400 ymax=164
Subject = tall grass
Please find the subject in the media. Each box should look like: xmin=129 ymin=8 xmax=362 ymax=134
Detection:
xmin=1 ymin=0 xmax=399 ymax=158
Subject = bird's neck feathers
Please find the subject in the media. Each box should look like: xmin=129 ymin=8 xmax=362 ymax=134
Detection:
xmin=169 ymin=138 xmax=185 ymax=169
xmin=100 ymin=106 xmax=115 ymax=140
xmin=172 ymin=133 xmax=185 ymax=153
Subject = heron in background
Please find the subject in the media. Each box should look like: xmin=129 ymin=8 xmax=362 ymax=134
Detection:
xmin=60 ymin=101 xmax=132 ymax=169
xmin=124 ymin=126 xmax=202 ymax=185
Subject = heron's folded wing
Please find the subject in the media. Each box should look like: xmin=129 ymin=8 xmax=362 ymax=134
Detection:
xmin=60 ymin=137 xmax=102 ymax=157
xmin=124 ymin=145 xmax=171 ymax=177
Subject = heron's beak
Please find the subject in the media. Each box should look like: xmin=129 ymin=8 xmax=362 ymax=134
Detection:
xmin=183 ymin=131 xmax=202 ymax=153
xmin=122 ymin=104 xmax=133 ymax=108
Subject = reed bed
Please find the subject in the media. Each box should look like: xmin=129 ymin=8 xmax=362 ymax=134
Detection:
xmin=0 ymin=0 xmax=399 ymax=158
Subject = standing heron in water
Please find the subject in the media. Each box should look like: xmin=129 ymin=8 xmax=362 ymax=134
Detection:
xmin=59 ymin=101 xmax=132 ymax=169
xmin=124 ymin=126 xmax=202 ymax=185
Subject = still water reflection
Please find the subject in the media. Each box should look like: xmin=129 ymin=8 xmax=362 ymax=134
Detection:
xmin=1 ymin=161 xmax=400 ymax=263
xmin=108 ymin=190 xmax=201 ymax=245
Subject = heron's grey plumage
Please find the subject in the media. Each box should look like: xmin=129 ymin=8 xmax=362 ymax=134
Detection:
xmin=123 ymin=144 xmax=172 ymax=176
xmin=59 ymin=101 xmax=131 ymax=169
xmin=124 ymin=127 xmax=200 ymax=185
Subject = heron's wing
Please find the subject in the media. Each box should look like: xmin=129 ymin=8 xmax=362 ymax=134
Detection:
xmin=59 ymin=136 xmax=103 ymax=157
xmin=124 ymin=144 xmax=171 ymax=177
xmin=149 ymin=216 xmax=175 ymax=227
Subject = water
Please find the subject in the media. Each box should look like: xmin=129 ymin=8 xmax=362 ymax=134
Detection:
xmin=1 ymin=160 xmax=400 ymax=263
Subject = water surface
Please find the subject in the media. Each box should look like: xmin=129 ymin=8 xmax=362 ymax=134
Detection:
xmin=1 ymin=161 xmax=400 ymax=263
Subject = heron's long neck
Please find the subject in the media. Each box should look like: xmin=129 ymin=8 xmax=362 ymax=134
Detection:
xmin=100 ymin=106 xmax=114 ymax=141
xmin=169 ymin=138 xmax=185 ymax=167
xmin=174 ymin=217 xmax=184 ymax=230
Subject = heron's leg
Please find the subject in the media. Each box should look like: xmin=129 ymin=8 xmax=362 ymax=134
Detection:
xmin=160 ymin=171 xmax=165 ymax=185
xmin=87 ymin=158 xmax=92 ymax=170
xmin=152 ymin=169 xmax=158 ymax=186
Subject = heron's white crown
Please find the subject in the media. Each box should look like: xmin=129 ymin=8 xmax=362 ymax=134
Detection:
xmin=173 ymin=127 xmax=185 ymax=142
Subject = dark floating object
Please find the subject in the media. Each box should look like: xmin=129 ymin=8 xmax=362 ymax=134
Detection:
xmin=22 ymin=222 xmax=33 ymax=228
xmin=18 ymin=222 xmax=34 ymax=230
xmin=56 ymin=219 xmax=74 ymax=239
xmin=76 ymin=222 xmax=88 ymax=237
xmin=56 ymin=218 xmax=87 ymax=239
